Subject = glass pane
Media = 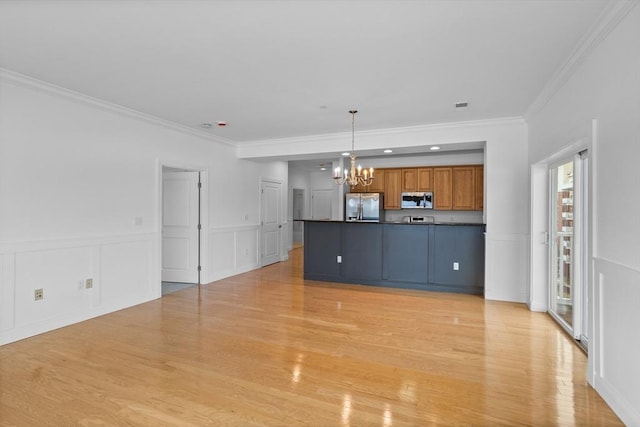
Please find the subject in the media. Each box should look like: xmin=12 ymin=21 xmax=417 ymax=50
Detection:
xmin=550 ymin=160 xmax=574 ymax=328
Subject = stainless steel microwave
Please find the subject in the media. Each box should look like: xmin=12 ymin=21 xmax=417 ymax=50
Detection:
xmin=401 ymin=192 xmax=433 ymax=209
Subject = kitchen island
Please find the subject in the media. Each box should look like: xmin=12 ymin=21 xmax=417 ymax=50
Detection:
xmin=303 ymin=220 xmax=485 ymax=295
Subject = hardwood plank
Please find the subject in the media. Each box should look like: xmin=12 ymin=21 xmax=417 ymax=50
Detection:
xmin=0 ymin=248 xmax=621 ymax=426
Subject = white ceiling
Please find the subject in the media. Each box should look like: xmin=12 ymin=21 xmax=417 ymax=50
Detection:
xmin=0 ymin=0 xmax=610 ymax=152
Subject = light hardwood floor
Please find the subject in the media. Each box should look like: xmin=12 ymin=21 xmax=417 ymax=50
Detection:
xmin=0 ymin=247 xmax=621 ymax=426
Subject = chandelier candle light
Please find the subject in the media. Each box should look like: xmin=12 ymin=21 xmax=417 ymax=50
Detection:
xmin=333 ymin=110 xmax=374 ymax=187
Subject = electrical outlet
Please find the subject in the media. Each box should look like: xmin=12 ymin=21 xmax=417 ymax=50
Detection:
xmin=85 ymin=278 xmax=93 ymax=289
xmin=337 ymin=255 xmax=342 ymax=264
xmin=34 ymin=288 xmax=43 ymax=301
xmin=453 ymin=262 xmax=460 ymax=271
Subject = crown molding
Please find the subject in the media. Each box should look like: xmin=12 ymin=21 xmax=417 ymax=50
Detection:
xmin=0 ymin=68 xmax=237 ymax=147
xmin=239 ymin=116 xmax=525 ymax=149
xmin=525 ymin=0 xmax=638 ymax=119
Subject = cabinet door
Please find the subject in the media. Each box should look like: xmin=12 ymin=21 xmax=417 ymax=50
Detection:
xmin=368 ymin=168 xmax=385 ymax=193
xmin=402 ymin=169 xmax=417 ymax=191
xmin=452 ymin=166 xmax=475 ymax=210
xmin=303 ymin=222 xmax=342 ymax=280
xmin=382 ymin=224 xmax=428 ymax=283
xmin=475 ymin=165 xmax=484 ymax=211
xmin=418 ymin=168 xmax=433 ymax=191
xmin=384 ymin=169 xmax=402 ymax=209
xmin=433 ymin=167 xmax=452 ymax=210
xmin=432 ymin=225 xmax=485 ymax=293
xmin=341 ymin=223 xmax=383 ymax=281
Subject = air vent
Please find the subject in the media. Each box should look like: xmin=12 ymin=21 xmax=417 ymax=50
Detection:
xmin=455 ymin=102 xmax=469 ymax=110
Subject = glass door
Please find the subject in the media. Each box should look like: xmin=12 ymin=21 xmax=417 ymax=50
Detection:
xmin=550 ymin=159 xmax=575 ymax=329
xmin=549 ymin=152 xmax=588 ymax=348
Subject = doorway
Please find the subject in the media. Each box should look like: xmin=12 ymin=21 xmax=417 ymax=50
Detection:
xmin=311 ymin=189 xmax=332 ymax=220
xmin=292 ymin=188 xmax=305 ymax=247
xmin=161 ymin=167 xmax=205 ymax=293
xmin=548 ymin=151 xmax=589 ymax=349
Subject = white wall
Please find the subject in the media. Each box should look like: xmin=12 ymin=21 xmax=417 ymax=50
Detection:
xmin=0 ymin=71 xmax=288 ymax=344
xmin=526 ymin=3 xmax=640 ymax=424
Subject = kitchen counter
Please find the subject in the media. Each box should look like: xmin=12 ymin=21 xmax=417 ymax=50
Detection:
xmin=302 ymin=219 xmax=485 ymax=227
xmin=303 ymin=221 xmax=485 ymax=295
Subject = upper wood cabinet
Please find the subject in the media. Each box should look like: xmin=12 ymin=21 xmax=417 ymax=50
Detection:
xmin=475 ymin=165 xmax=484 ymax=211
xmin=452 ymin=166 xmax=475 ymax=210
xmin=350 ymin=168 xmax=385 ymax=193
xmin=401 ymin=167 xmax=433 ymax=191
xmin=352 ymin=164 xmax=482 ymax=211
xmin=369 ymin=168 xmax=385 ymax=193
xmin=384 ymin=169 xmax=402 ymax=209
xmin=433 ymin=167 xmax=453 ymax=210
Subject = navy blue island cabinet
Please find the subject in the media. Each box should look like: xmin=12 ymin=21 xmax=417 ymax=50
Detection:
xmin=303 ymin=221 xmax=485 ymax=295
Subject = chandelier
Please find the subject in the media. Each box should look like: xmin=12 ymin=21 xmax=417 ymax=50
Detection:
xmin=333 ymin=110 xmax=374 ymax=187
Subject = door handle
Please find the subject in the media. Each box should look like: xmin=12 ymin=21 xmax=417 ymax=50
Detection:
xmin=278 ymin=225 xmax=282 ymax=228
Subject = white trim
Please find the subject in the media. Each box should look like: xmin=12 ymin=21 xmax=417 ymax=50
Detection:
xmin=238 ymin=117 xmax=525 ymax=157
xmin=525 ymin=0 xmax=638 ymax=119
xmin=0 ymin=68 xmax=237 ymax=147
xmin=0 ymin=232 xmax=158 ymax=345
xmin=0 ymin=232 xmax=156 ymax=254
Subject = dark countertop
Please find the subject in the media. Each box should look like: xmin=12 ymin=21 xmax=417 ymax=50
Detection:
xmin=301 ymin=219 xmax=485 ymax=226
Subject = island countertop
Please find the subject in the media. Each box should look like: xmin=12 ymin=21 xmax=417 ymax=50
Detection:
xmin=302 ymin=219 xmax=485 ymax=227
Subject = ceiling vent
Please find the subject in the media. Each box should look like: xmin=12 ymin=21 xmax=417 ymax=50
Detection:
xmin=455 ymin=102 xmax=469 ymax=110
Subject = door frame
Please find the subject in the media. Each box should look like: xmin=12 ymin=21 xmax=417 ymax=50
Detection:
xmin=529 ymin=133 xmax=591 ymax=347
xmin=157 ymin=160 xmax=209 ymax=292
xmin=292 ymin=188 xmax=305 ymax=246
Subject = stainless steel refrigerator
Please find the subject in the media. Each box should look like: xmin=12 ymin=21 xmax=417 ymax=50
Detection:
xmin=345 ymin=193 xmax=384 ymax=222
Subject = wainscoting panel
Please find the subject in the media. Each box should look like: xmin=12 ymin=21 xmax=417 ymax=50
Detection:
xmin=14 ymin=246 xmax=93 ymax=328
xmin=592 ymin=257 xmax=640 ymax=425
xmin=0 ymin=233 xmax=158 ymax=345
xmin=0 ymin=253 xmax=16 ymax=331
xmin=100 ymin=239 xmax=156 ymax=307
xmin=484 ymin=232 xmax=528 ymax=302
xmin=207 ymin=225 xmax=260 ymax=283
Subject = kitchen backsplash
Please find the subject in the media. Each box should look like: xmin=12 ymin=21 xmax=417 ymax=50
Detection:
xmin=384 ymin=210 xmax=484 ymax=224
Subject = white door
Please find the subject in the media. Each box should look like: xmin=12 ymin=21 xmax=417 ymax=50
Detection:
xmin=261 ymin=179 xmax=281 ymax=267
xmin=162 ymin=171 xmax=200 ymax=283
xmin=311 ymin=189 xmax=332 ymax=220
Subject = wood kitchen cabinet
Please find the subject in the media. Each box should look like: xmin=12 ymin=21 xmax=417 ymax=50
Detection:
xmin=349 ymin=169 xmax=384 ymax=193
xmin=384 ymin=169 xmax=402 ymax=209
xmin=475 ymin=165 xmax=484 ymax=211
xmin=433 ymin=167 xmax=453 ymax=210
xmin=452 ymin=166 xmax=476 ymax=210
xmin=369 ymin=168 xmax=385 ymax=193
xmin=402 ymin=167 xmax=433 ymax=191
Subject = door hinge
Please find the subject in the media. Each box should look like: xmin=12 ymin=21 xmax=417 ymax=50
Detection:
xmin=198 ymin=223 xmax=202 ymax=230
xmin=197 ymin=182 xmax=202 ymax=189
xmin=197 ymin=265 xmax=201 ymax=271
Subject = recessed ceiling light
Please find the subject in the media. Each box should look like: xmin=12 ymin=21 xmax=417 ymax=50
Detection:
xmin=342 ymin=152 xmax=350 ymax=156
xmin=200 ymin=123 xmax=212 ymax=129
xmin=217 ymin=121 xmax=227 ymax=127
xmin=320 ymin=167 xmax=327 ymax=171
xmin=430 ymin=146 xmax=441 ymax=151
xmin=383 ymin=149 xmax=393 ymax=154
